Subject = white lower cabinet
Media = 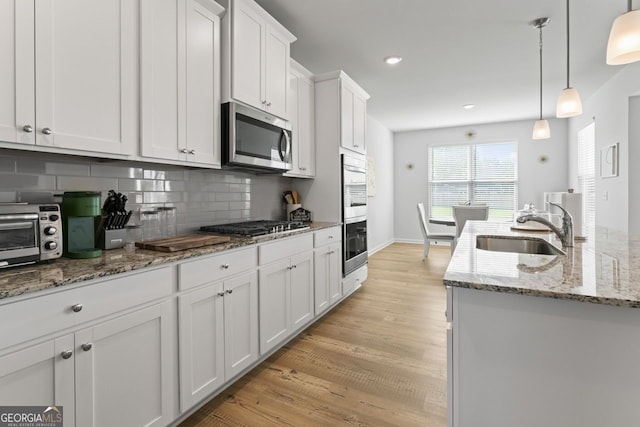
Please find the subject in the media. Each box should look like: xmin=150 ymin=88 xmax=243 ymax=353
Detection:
xmin=178 ymin=270 xmax=258 ymax=411
xmin=0 ymin=336 xmax=75 ymax=426
xmin=258 ymin=234 xmax=314 ymax=355
xmin=0 ymin=267 xmax=174 ymax=427
xmin=313 ymin=226 xmax=343 ymax=315
xmin=75 ymin=301 xmax=173 ymax=427
xmin=314 ymin=242 xmax=342 ymax=314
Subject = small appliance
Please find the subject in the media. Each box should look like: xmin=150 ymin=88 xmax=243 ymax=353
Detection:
xmin=61 ymin=191 xmax=102 ymax=258
xmin=221 ymin=101 xmax=293 ymax=172
xmin=0 ymin=203 xmax=62 ymax=268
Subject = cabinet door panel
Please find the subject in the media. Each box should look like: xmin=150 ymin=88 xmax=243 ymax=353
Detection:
xmin=314 ymin=249 xmax=330 ymax=315
xmin=140 ymin=0 xmax=181 ymax=161
xmin=179 ymin=281 xmax=225 ymax=411
xmin=298 ymin=75 xmax=315 ymax=175
xmin=340 ymin=86 xmax=354 ymax=151
xmin=290 ymin=252 xmax=314 ymax=332
xmin=329 ymin=244 xmax=343 ymax=304
xmin=224 ymin=271 xmax=258 ymax=379
xmin=0 ymin=336 xmax=75 ymax=426
xmin=0 ymin=1 xmax=35 ymax=145
xmin=34 ymin=0 xmax=136 ymax=155
xmin=186 ymin=0 xmax=221 ymax=166
xmin=264 ymin=27 xmax=289 ymax=119
xmin=233 ymin=3 xmax=264 ymax=108
xmin=353 ymin=94 xmax=367 ymax=154
xmin=76 ymin=301 xmax=172 ymax=427
xmin=258 ymin=259 xmax=290 ymax=355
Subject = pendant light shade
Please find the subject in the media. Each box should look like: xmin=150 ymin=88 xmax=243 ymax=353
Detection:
xmin=531 ymin=18 xmax=551 ymax=140
xmin=607 ymin=1 xmax=640 ymax=65
xmin=556 ymin=87 xmax=583 ymax=117
xmin=533 ymin=119 xmax=551 ymax=140
xmin=556 ymin=0 xmax=582 ymax=118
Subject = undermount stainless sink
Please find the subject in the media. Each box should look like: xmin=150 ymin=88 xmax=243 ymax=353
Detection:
xmin=476 ymin=235 xmax=565 ymax=255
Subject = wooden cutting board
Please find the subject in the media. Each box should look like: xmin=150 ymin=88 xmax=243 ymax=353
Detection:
xmin=135 ymin=234 xmax=231 ymax=252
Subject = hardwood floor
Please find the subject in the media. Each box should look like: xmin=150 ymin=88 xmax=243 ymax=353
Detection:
xmin=180 ymin=243 xmax=450 ymax=427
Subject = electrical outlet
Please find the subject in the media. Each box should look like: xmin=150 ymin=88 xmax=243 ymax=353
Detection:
xmin=603 ymin=191 xmax=608 ymax=201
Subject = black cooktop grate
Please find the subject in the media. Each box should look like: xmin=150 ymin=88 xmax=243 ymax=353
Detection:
xmin=200 ymin=220 xmax=309 ymax=237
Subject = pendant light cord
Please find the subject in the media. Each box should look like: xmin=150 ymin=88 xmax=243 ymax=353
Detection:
xmin=566 ymin=0 xmax=570 ymax=89
xmin=539 ymin=24 xmax=543 ymax=120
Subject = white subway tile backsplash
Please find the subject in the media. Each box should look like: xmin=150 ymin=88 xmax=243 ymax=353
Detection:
xmin=143 ymin=192 xmax=183 ymax=204
xmin=118 ymin=179 xmax=165 ymax=192
xmin=164 ymin=181 xmax=185 ymax=191
xmin=0 ymin=174 xmax=56 ymax=190
xmin=215 ymin=192 xmax=242 ymax=202
xmin=91 ymin=164 xmax=143 ymax=179
xmin=57 ymin=176 xmax=118 ymax=192
xmin=2 ymin=152 xmax=292 ymax=232
xmin=45 ymin=161 xmax=90 ymax=176
xmin=16 ymin=158 xmax=46 ymax=174
xmin=0 ymin=157 xmax=16 ymax=173
xmin=0 ymin=191 xmax=17 ymax=202
xmin=143 ymin=170 xmax=166 ymax=180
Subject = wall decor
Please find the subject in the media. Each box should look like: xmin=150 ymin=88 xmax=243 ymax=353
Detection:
xmin=600 ymin=142 xmax=619 ymax=178
xmin=367 ymin=155 xmax=376 ymax=197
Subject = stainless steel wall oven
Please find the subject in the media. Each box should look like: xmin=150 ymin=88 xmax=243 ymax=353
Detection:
xmin=342 ymin=154 xmax=367 ymax=276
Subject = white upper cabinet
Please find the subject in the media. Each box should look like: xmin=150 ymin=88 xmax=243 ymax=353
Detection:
xmin=140 ymin=0 xmax=224 ymax=167
xmin=0 ymin=0 xmax=138 ymax=156
xmin=220 ymin=0 xmax=296 ymax=120
xmin=285 ymin=59 xmax=315 ymax=178
xmin=316 ymin=71 xmax=370 ymax=155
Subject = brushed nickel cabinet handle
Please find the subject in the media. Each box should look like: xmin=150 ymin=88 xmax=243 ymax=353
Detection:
xmin=61 ymin=350 xmax=73 ymax=360
xmin=23 ymin=125 xmax=33 ymax=133
xmin=42 ymin=127 xmax=52 ymax=135
xmin=71 ymin=303 xmax=83 ymax=313
xmin=81 ymin=343 xmax=93 ymax=352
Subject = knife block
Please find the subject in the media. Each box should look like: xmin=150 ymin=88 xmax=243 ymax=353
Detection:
xmin=98 ymin=228 xmax=126 ymax=250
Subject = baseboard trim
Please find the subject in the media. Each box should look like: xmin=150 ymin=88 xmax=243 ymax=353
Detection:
xmin=368 ymin=239 xmax=394 ymax=255
xmin=393 ymin=238 xmax=452 ymax=247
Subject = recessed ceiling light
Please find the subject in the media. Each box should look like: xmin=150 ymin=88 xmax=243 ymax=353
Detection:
xmin=384 ymin=56 xmax=402 ymax=65
xmin=463 ymin=104 xmax=475 ymax=110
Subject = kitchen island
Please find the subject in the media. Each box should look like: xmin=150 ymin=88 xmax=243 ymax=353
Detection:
xmin=444 ymin=221 xmax=640 ymax=427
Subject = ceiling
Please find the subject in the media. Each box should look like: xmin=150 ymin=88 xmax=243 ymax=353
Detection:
xmin=254 ymin=0 xmax=627 ymax=132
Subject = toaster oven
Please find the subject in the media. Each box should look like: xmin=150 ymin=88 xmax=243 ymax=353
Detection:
xmin=0 ymin=203 xmax=63 ymax=268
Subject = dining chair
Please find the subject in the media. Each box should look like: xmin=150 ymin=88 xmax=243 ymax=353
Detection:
xmin=417 ymin=203 xmax=456 ymax=259
xmin=452 ymin=205 xmax=489 ymax=239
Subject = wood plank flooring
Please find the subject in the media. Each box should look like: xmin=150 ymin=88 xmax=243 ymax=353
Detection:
xmin=180 ymin=243 xmax=450 ymax=427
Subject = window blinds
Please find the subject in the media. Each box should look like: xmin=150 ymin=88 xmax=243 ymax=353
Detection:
xmin=429 ymin=142 xmax=518 ymax=220
xmin=577 ymin=123 xmax=595 ymax=238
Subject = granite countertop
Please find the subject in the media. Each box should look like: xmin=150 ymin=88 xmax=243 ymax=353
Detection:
xmin=444 ymin=221 xmax=640 ymax=308
xmin=0 ymin=221 xmax=340 ymax=302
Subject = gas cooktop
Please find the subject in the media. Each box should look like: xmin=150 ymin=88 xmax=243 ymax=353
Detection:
xmin=200 ymin=220 xmax=309 ymax=237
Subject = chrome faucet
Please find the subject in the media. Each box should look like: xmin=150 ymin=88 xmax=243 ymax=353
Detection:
xmin=516 ymin=202 xmax=574 ymax=247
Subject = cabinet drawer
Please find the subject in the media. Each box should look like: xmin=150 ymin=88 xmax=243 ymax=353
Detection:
xmin=178 ymin=247 xmax=257 ymax=291
xmin=259 ymin=234 xmax=313 ymax=265
xmin=314 ymin=226 xmax=342 ymax=248
xmin=342 ymin=264 xmax=367 ymax=297
xmin=0 ymin=266 xmax=173 ymax=351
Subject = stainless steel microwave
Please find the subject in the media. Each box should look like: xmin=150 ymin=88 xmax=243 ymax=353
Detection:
xmin=222 ymin=101 xmax=293 ymax=173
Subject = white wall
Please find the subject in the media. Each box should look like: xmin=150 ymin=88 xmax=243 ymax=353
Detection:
xmin=393 ymin=118 xmax=568 ymax=242
xmin=366 ymin=116 xmax=395 ymax=254
xmin=567 ymin=62 xmax=640 ymax=232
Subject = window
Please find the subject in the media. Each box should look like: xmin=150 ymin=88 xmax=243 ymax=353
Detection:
xmin=577 ymin=123 xmax=595 ymax=238
xmin=428 ymin=142 xmax=518 ymax=220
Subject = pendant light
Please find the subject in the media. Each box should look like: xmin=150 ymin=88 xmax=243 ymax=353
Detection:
xmin=556 ymin=0 xmax=583 ymax=118
xmin=607 ymin=0 xmax=640 ymax=65
xmin=532 ymin=18 xmax=551 ymax=140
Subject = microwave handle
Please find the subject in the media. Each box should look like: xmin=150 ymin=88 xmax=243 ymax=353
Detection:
xmin=279 ymin=130 xmax=291 ymax=162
